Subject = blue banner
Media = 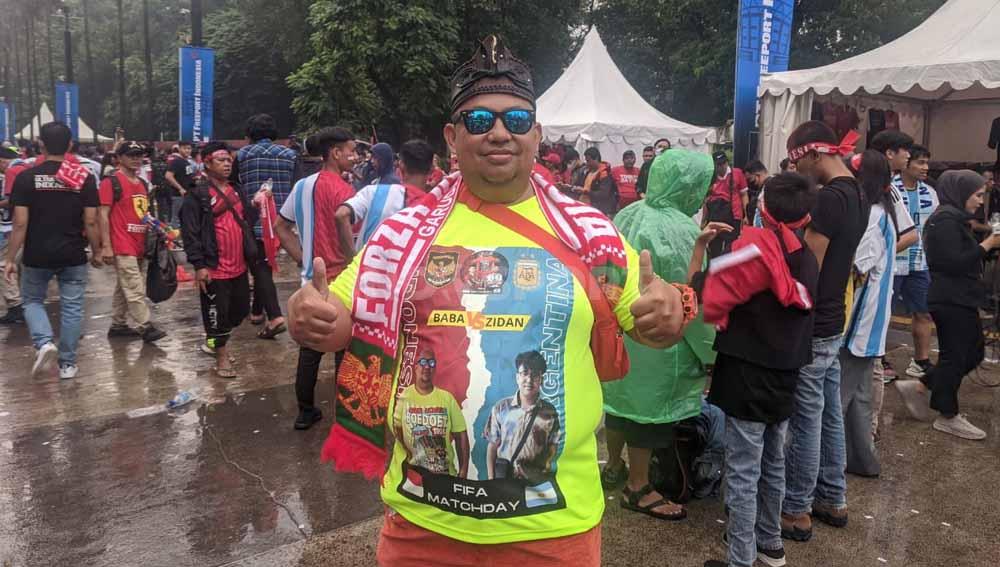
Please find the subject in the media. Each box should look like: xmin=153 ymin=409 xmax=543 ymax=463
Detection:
xmin=734 ymin=0 xmax=794 ymax=167
xmin=55 ymin=82 xmax=80 ymax=141
xmin=0 ymin=102 xmax=10 ymax=143
xmin=179 ymin=46 xmax=214 ymax=143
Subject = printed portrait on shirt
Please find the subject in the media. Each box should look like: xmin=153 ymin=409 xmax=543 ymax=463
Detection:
xmin=392 ymin=245 xmax=572 ymax=519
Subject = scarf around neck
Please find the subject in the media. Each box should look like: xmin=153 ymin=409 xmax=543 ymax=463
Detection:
xmin=321 ymin=171 xmax=629 ymax=479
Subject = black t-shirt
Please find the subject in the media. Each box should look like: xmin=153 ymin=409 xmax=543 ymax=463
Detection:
xmin=167 ymin=156 xmax=195 ymax=196
xmin=809 ymin=176 xmax=869 ymax=338
xmin=11 ymin=160 xmax=100 ymax=268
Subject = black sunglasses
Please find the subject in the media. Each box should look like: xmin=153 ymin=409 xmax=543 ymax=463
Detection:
xmin=455 ymin=108 xmax=536 ymax=136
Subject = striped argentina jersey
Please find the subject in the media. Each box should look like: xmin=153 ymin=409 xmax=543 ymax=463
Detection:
xmin=844 ymin=204 xmax=897 ymax=357
xmin=892 ymin=175 xmax=938 ymax=275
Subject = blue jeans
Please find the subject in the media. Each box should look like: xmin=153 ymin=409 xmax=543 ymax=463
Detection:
xmin=21 ymin=264 xmax=89 ymax=366
xmin=783 ymin=334 xmax=848 ymax=515
xmin=725 ymin=416 xmax=788 ymax=567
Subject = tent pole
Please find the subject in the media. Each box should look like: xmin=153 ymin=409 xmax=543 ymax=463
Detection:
xmin=922 ymin=102 xmax=932 ymax=148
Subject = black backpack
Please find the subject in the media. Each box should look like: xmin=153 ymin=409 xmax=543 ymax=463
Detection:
xmin=108 ymin=174 xmax=152 ymax=203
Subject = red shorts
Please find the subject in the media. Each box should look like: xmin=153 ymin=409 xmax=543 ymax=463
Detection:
xmin=375 ymin=509 xmax=602 ymax=567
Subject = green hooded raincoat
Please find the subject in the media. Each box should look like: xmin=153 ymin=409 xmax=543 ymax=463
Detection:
xmin=603 ymin=149 xmax=717 ymax=424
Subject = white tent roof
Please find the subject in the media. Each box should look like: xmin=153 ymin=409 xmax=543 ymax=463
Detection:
xmin=17 ymin=103 xmax=113 ymax=142
xmin=537 ymin=27 xmax=716 ymax=148
xmin=759 ymin=0 xmax=1000 ymax=101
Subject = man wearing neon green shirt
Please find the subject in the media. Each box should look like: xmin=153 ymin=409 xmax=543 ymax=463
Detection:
xmin=286 ymin=35 xmax=689 ymax=566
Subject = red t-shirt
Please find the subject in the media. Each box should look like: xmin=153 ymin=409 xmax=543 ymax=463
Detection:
xmin=312 ymin=171 xmax=356 ymax=280
xmin=611 ymin=165 xmax=640 ymax=207
xmin=98 ymin=172 xmax=149 ymax=257
xmin=208 ymin=184 xmax=246 ymax=279
xmin=707 ymin=167 xmax=749 ymax=221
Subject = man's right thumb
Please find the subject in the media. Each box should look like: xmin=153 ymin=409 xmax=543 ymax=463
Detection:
xmin=311 ymin=257 xmax=329 ymax=296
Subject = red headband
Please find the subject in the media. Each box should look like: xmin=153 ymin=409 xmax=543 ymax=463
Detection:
xmin=759 ymin=197 xmax=811 ymax=254
xmin=210 ymin=149 xmax=231 ymax=161
xmin=788 ymin=130 xmax=860 ymax=162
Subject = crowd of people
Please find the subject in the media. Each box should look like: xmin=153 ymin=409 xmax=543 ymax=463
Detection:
xmin=0 ymin=34 xmax=995 ymax=567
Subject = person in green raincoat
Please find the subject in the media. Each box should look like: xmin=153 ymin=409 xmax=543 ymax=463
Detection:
xmin=602 ymin=149 xmax=717 ymax=520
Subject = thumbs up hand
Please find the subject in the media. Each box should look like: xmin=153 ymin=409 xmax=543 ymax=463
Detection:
xmin=288 ymin=257 xmax=340 ymax=350
xmin=628 ymin=250 xmax=686 ymax=348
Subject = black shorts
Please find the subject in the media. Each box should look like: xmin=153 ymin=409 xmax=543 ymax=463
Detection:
xmin=199 ymin=271 xmax=250 ymax=348
xmin=605 ymin=413 xmax=676 ymax=449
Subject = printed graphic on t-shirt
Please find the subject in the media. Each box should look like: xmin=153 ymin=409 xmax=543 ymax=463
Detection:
xmin=392 ymin=244 xmax=571 ymax=519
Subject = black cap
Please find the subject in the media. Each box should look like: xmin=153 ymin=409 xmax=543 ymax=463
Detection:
xmin=0 ymin=143 xmax=18 ymax=159
xmin=712 ymin=150 xmax=728 ymax=163
xmin=449 ymin=35 xmax=534 ymax=114
xmin=116 ymin=141 xmax=145 ymax=156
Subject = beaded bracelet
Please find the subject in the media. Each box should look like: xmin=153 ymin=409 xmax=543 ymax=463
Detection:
xmin=671 ymin=283 xmax=698 ymax=324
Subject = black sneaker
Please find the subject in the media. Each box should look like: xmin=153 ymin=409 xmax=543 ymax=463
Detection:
xmin=107 ymin=324 xmax=140 ymax=338
xmin=757 ymin=545 xmax=787 ymax=567
xmin=703 ymin=561 xmax=728 ymax=567
xmin=141 ymin=324 xmax=167 ymax=343
xmin=0 ymin=304 xmax=24 ymax=324
xmin=294 ymin=408 xmax=323 ymax=430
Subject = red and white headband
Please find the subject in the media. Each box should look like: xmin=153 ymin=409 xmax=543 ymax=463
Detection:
xmin=788 ymin=130 xmax=860 ymax=162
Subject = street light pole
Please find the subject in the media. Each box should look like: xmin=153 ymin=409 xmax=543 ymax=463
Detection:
xmin=191 ymin=0 xmax=203 ymax=46
xmin=63 ymin=5 xmax=73 ymax=83
xmin=143 ymin=0 xmax=154 ymax=140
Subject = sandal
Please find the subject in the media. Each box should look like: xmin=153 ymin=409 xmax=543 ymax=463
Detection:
xmin=249 ymin=315 xmax=266 ymax=326
xmin=214 ymin=366 xmax=238 ymax=379
xmin=257 ymin=322 xmax=287 ymax=339
xmin=621 ymin=484 xmax=686 ymax=521
xmin=600 ymin=462 xmax=629 ymax=489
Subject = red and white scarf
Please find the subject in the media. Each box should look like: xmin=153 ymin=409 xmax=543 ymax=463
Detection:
xmin=321 ymin=171 xmax=629 ymax=479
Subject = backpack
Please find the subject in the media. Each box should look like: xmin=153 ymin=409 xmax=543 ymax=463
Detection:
xmin=109 ymin=173 xmax=152 ymax=204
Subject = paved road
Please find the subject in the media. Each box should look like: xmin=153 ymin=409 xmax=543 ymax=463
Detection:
xmin=1 ymin=260 xmax=998 ymax=566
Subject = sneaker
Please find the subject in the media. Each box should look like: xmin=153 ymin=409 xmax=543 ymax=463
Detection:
xmin=811 ymin=501 xmax=848 ymax=528
xmin=933 ymin=414 xmax=986 ymax=440
xmin=200 ymin=343 xmax=216 ymax=356
xmin=780 ymin=512 xmax=812 ymax=541
xmin=895 ymin=380 xmax=934 ymax=422
xmin=879 ymin=358 xmax=896 ymax=384
xmin=107 ymin=324 xmax=140 ymax=338
xmin=141 ymin=324 xmax=167 ymax=343
xmin=757 ymin=545 xmax=787 ymax=567
xmin=703 ymin=561 xmax=727 ymax=567
xmin=32 ymin=343 xmax=58 ymax=377
xmin=294 ymin=407 xmax=323 ymax=430
xmin=59 ymin=364 xmax=79 ymax=380
xmin=0 ymin=304 xmax=24 ymax=324
xmin=905 ymin=359 xmax=926 ymax=378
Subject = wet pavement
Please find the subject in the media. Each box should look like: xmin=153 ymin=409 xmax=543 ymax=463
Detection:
xmin=1 ymin=259 xmax=999 ymax=566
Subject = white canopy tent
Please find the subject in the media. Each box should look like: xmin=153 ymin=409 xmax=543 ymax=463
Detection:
xmin=758 ymin=0 xmax=1000 ymax=172
xmin=17 ymin=103 xmax=113 ymax=143
xmin=537 ymin=27 xmax=717 ymax=165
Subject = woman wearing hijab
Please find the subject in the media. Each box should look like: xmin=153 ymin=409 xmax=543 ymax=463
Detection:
xmin=896 ymin=170 xmax=1000 ymax=440
xmin=601 ymin=149 xmax=717 ymax=520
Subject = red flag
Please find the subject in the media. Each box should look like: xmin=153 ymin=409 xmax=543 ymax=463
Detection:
xmin=259 ymin=193 xmax=280 ymax=273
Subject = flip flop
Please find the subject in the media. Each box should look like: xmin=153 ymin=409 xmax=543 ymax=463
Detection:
xmin=214 ymin=366 xmax=238 ymax=379
xmin=621 ymin=484 xmax=686 ymax=521
xmin=257 ymin=322 xmax=287 ymax=340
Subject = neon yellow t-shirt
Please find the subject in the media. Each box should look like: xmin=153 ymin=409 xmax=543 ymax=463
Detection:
xmin=330 ymin=196 xmax=640 ymax=544
xmin=393 ymin=384 xmax=468 ymax=476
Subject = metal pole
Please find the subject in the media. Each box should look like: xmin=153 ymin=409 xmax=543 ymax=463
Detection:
xmin=143 ymin=0 xmax=155 ymax=140
xmin=63 ymin=6 xmax=73 ymax=83
xmin=81 ymin=0 xmax=96 ymax=141
xmin=46 ymin=14 xmax=55 ymax=98
xmin=191 ymin=0 xmax=203 ymax=46
xmin=117 ymin=0 xmax=126 ymax=132
xmin=24 ymin=16 xmax=34 ymax=140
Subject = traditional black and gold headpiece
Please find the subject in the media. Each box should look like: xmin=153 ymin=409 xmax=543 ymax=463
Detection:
xmin=449 ymin=35 xmax=534 ymax=114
